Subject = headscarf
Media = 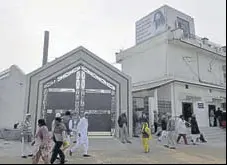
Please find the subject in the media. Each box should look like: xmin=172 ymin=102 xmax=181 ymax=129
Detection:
xmin=141 ymin=122 xmax=152 ymax=139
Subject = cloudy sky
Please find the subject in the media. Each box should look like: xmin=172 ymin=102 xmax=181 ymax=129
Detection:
xmin=0 ymin=0 xmax=226 ymax=73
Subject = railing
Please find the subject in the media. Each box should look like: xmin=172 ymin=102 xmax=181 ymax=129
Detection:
xmin=170 ymin=29 xmax=226 ymax=56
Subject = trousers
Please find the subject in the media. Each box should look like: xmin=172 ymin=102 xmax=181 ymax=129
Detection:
xmin=120 ymin=124 xmax=129 ymax=143
xmin=50 ymin=141 xmax=65 ymax=164
xmin=142 ymin=138 xmax=150 ymax=152
xmin=177 ymin=134 xmax=188 ymax=144
xmin=71 ymin=136 xmax=89 ymax=155
xmin=21 ymin=135 xmax=32 ymax=156
xmin=167 ymin=131 xmax=176 ymax=148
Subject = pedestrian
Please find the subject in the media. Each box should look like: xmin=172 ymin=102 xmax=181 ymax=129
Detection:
xmin=69 ymin=112 xmax=90 ymax=157
xmin=117 ymin=113 xmax=132 ymax=144
xmin=32 ymin=119 xmax=50 ymax=164
xmin=190 ymin=114 xmax=200 ymax=145
xmin=141 ymin=112 xmax=149 ymax=125
xmin=176 ymin=115 xmax=188 ymax=145
xmin=209 ymin=110 xmax=215 ymax=127
xmin=50 ymin=117 xmax=66 ymax=164
xmin=62 ymin=111 xmax=73 ymax=145
xmin=215 ymin=107 xmax=223 ymax=127
xmin=153 ymin=111 xmax=159 ymax=133
xmin=158 ymin=115 xmax=168 ymax=142
xmin=71 ymin=112 xmax=80 ymax=143
xmin=20 ymin=113 xmax=33 ymax=158
xmin=133 ymin=111 xmax=139 ymax=137
xmin=51 ymin=113 xmax=61 ymax=133
xmin=141 ymin=122 xmax=152 ymax=153
xmin=50 ymin=113 xmax=68 ymax=163
xmin=165 ymin=113 xmax=176 ymax=149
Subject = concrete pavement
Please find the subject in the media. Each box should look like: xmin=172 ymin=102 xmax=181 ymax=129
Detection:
xmin=0 ymin=137 xmax=226 ymax=164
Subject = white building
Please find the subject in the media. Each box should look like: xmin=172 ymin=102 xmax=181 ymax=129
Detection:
xmin=116 ymin=5 xmax=226 ymax=127
xmin=0 ymin=65 xmax=26 ymax=129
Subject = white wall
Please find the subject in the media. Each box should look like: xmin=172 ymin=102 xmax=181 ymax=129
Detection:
xmin=174 ymin=82 xmax=226 ymax=127
xmin=168 ymin=43 xmax=226 ymax=86
xmin=119 ymin=33 xmax=168 ymax=84
xmin=0 ymin=65 xmax=26 ymax=129
xmin=197 ymin=53 xmax=226 ymax=85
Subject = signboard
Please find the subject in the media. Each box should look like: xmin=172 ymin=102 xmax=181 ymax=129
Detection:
xmin=195 ymin=101 xmax=207 ymax=127
xmin=136 ymin=7 xmax=167 ymax=44
xmin=198 ymin=102 xmax=204 ymax=109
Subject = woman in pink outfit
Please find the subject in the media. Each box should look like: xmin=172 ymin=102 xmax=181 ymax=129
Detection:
xmin=32 ymin=119 xmax=50 ymax=164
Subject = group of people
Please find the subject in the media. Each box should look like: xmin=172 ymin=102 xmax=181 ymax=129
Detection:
xmin=209 ymin=107 xmax=224 ymax=127
xmin=19 ymin=109 xmax=212 ymax=163
xmin=20 ymin=111 xmax=90 ymax=164
xmin=119 ymin=112 xmax=152 ymax=153
xmin=132 ymin=110 xmax=208 ymax=152
xmin=156 ymin=113 xmax=207 ymax=149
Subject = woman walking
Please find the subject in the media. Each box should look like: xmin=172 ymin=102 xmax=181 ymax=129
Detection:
xmin=190 ymin=115 xmax=200 ymax=145
xmin=32 ymin=119 xmax=50 ymax=164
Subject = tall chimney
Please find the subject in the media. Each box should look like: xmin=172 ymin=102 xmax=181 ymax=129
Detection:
xmin=42 ymin=31 xmax=49 ymax=66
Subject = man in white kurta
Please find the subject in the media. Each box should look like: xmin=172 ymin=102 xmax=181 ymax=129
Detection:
xmin=176 ymin=115 xmax=188 ymax=145
xmin=69 ymin=112 xmax=90 ymax=157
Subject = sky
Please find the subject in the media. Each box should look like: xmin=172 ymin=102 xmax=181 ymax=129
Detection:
xmin=0 ymin=0 xmax=226 ymax=74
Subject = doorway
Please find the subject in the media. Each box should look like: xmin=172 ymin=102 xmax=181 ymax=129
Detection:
xmin=182 ymin=102 xmax=193 ymax=122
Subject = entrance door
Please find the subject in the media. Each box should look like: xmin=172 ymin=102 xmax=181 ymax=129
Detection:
xmin=42 ymin=65 xmax=116 ymax=135
xmin=208 ymin=105 xmax=216 ymax=127
xmin=182 ymin=102 xmax=193 ymax=122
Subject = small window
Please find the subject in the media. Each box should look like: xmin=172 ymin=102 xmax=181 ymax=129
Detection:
xmin=185 ymin=84 xmax=189 ymax=89
xmin=209 ymin=89 xmax=212 ymax=93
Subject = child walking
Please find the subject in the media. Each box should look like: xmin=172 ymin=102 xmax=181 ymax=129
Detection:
xmin=141 ymin=122 xmax=152 ymax=153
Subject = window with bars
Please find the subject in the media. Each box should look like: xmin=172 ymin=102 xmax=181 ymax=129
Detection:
xmin=158 ymin=100 xmax=172 ymax=114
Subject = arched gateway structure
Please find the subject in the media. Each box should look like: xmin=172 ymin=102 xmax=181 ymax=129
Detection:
xmin=24 ymin=46 xmax=132 ymax=137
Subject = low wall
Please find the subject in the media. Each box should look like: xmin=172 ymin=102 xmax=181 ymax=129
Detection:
xmin=0 ymin=129 xmax=21 ymax=141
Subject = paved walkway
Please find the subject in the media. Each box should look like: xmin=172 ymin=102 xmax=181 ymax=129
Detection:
xmin=0 ymin=137 xmax=226 ymax=164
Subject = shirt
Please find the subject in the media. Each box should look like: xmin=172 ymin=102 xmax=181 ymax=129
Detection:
xmin=53 ymin=123 xmax=66 ymax=142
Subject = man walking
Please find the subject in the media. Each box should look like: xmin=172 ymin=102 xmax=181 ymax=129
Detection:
xmin=158 ymin=114 xmax=168 ymax=142
xmin=165 ymin=113 xmax=176 ymax=149
xmin=71 ymin=112 xmax=80 ymax=143
xmin=50 ymin=117 xmax=66 ymax=164
xmin=118 ymin=113 xmax=131 ymax=144
xmin=176 ymin=115 xmax=188 ymax=145
xmin=153 ymin=111 xmax=159 ymax=133
xmin=62 ymin=111 xmax=73 ymax=144
xmin=215 ymin=107 xmax=223 ymax=127
xmin=69 ymin=112 xmax=90 ymax=157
